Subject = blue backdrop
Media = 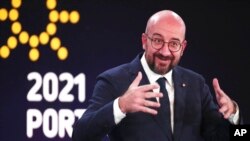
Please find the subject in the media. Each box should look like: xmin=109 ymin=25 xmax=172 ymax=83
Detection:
xmin=1 ymin=0 xmax=250 ymax=141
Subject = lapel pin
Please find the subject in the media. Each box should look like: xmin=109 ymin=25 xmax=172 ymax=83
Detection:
xmin=182 ymin=83 xmax=186 ymax=87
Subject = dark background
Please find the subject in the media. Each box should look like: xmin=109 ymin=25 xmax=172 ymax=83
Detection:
xmin=1 ymin=0 xmax=250 ymax=141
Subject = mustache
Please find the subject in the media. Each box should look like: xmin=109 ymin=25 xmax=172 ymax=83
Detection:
xmin=154 ymin=53 xmax=174 ymax=60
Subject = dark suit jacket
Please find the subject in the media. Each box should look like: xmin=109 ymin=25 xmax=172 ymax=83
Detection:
xmin=72 ymin=53 xmax=236 ymax=141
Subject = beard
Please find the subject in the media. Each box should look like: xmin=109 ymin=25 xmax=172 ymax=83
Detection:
xmin=146 ymin=52 xmax=177 ymax=75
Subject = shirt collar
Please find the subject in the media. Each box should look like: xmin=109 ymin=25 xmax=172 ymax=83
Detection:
xmin=140 ymin=53 xmax=173 ymax=86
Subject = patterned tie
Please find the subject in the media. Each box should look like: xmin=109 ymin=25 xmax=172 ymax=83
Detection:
xmin=156 ymin=77 xmax=172 ymax=138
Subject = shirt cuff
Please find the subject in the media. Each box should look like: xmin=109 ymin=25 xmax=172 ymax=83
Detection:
xmin=113 ymin=97 xmax=126 ymax=124
xmin=228 ymin=101 xmax=240 ymax=125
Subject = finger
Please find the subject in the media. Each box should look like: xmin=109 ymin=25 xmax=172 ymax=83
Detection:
xmin=212 ymin=78 xmax=225 ymax=98
xmin=223 ymin=101 xmax=235 ymax=119
xmin=143 ymin=100 xmax=161 ymax=108
xmin=137 ymin=105 xmax=158 ymax=115
xmin=220 ymin=107 xmax=232 ymax=119
xmin=129 ymin=71 xmax=142 ymax=88
xmin=138 ymin=83 xmax=159 ymax=92
xmin=144 ymin=92 xmax=163 ymax=99
xmin=219 ymin=105 xmax=228 ymax=114
xmin=212 ymin=78 xmax=220 ymax=90
xmin=218 ymin=97 xmax=228 ymax=106
xmin=223 ymin=111 xmax=232 ymax=119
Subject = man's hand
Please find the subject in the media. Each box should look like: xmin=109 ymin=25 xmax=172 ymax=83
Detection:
xmin=213 ymin=78 xmax=236 ymax=119
xmin=118 ymin=71 xmax=163 ymax=115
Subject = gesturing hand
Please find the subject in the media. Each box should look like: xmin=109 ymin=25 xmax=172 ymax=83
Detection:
xmin=118 ymin=71 xmax=163 ymax=115
xmin=213 ymin=78 xmax=236 ymax=119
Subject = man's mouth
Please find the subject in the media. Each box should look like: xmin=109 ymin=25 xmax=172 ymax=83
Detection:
xmin=156 ymin=54 xmax=173 ymax=61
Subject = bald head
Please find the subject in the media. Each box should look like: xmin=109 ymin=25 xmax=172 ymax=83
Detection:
xmin=145 ymin=10 xmax=186 ymax=39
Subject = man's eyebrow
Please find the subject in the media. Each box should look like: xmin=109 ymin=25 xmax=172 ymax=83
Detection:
xmin=152 ymin=33 xmax=163 ymax=37
xmin=152 ymin=33 xmax=181 ymax=41
xmin=169 ymin=38 xmax=181 ymax=41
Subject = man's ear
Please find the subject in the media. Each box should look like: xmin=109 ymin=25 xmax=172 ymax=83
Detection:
xmin=180 ymin=40 xmax=187 ymax=56
xmin=141 ymin=33 xmax=147 ymax=50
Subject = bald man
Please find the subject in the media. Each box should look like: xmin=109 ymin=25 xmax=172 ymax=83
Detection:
xmin=72 ymin=10 xmax=241 ymax=141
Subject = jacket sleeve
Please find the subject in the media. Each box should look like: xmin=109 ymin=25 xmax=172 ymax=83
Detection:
xmin=72 ymin=75 xmax=119 ymax=141
xmin=199 ymin=76 xmax=231 ymax=141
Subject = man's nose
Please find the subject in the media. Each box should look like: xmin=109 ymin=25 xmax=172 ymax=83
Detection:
xmin=159 ymin=44 xmax=172 ymax=56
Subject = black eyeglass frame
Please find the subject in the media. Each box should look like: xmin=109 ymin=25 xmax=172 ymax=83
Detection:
xmin=145 ymin=34 xmax=183 ymax=52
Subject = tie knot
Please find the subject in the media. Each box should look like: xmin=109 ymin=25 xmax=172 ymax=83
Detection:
xmin=156 ymin=77 xmax=166 ymax=87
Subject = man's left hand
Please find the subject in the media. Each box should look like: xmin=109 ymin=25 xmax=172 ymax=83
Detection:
xmin=212 ymin=78 xmax=236 ymax=119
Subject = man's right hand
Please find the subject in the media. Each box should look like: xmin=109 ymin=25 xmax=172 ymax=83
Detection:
xmin=118 ymin=71 xmax=163 ymax=115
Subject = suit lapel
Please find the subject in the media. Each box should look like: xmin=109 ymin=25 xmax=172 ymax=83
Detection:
xmin=128 ymin=53 xmax=149 ymax=85
xmin=173 ymin=67 xmax=188 ymax=141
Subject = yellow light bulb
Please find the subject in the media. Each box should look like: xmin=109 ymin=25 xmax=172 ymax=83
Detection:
xmin=29 ymin=35 xmax=39 ymax=48
xmin=0 ymin=46 xmax=10 ymax=59
xmin=12 ymin=21 xmax=22 ymax=34
xmin=47 ymin=0 xmax=57 ymax=10
xmin=46 ymin=23 xmax=57 ymax=35
xmin=50 ymin=37 xmax=61 ymax=50
xmin=9 ymin=9 xmax=19 ymax=21
xmin=49 ymin=10 xmax=59 ymax=22
xmin=70 ymin=11 xmax=80 ymax=24
xmin=11 ymin=0 xmax=22 ymax=8
xmin=39 ymin=32 xmax=50 ymax=45
xmin=19 ymin=31 xmax=29 ymax=44
xmin=29 ymin=48 xmax=40 ymax=62
xmin=58 ymin=47 xmax=68 ymax=60
xmin=59 ymin=10 xmax=69 ymax=23
xmin=0 ymin=8 xmax=8 ymax=21
xmin=7 ymin=36 xmax=18 ymax=49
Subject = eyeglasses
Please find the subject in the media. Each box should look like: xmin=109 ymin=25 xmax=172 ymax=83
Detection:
xmin=145 ymin=34 xmax=182 ymax=52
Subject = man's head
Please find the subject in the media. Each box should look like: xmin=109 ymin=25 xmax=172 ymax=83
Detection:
xmin=142 ymin=10 xmax=187 ymax=75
